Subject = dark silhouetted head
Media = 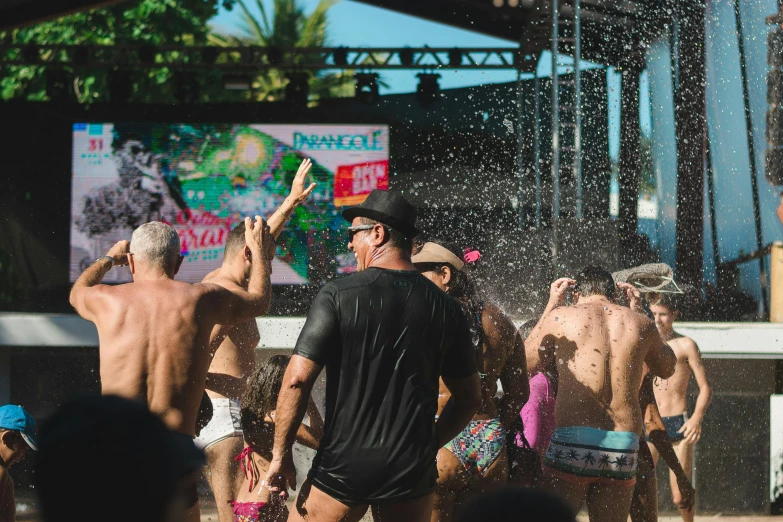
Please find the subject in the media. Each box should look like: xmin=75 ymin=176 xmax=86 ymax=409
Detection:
xmin=575 ymin=265 xmax=616 ymax=300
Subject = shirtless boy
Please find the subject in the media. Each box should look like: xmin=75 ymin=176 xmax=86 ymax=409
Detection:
xmin=69 ymin=217 xmax=274 ymax=522
xmin=648 ymin=293 xmax=712 ymax=522
xmin=525 ymin=267 xmax=676 ymax=522
xmin=197 ymin=159 xmax=315 ymax=522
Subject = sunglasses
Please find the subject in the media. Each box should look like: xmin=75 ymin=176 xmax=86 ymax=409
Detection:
xmin=347 ymin=224 xmax=376 ymax=241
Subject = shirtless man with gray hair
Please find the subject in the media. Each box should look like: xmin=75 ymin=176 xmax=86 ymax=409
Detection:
xmin=69 ymin=217 xmax=273 ymax=522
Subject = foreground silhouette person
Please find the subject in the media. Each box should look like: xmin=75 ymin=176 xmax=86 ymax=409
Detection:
xmin=525 ymin=267 xmax=676 ymax=522
xmin=36 ymin=395 xmax=206 ymax=522
xmin=457 ymin=486 xmax=575 ymax=522
xmin=412 ymin=240 xmax=529 ymax=522
xmin=198 ymin=159 xmax=316 ymax=522
xmin=69 ymin=218 xmax=273 ymax=522
xmin=265 ymin=190 xmax=482 ymax=522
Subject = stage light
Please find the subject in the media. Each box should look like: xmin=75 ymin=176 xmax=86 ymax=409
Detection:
xmin=108 ymin=69 xmax=132 ymax=102
xmin=223 ymin=74 xmax=252 ymax=91
xmin=333 ymin=47 xmax=348 ymax=67
xmin=399 ymin=47 xmax=414 ymax=67
xmin=448 ymin=48 xmax=462 ymax=67
xmin=416 ymin=73 xmax=440 ymax=109
xmin=46 ymin=70 xmax=70 ymax=101
xmin=285 ymin=72 xmax=310 ymax=106
xmin=174 ymin=71 xmax=199 ymax=104
xmin=267 ymin=47 xmax=283 ymax=66
xmin=355 ymin=73 xmax=379 ymax=105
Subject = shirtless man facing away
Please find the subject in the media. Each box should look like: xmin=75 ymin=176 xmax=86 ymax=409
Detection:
xmin=648 ymin=293 xmax=712 ymax=522
xmin=69 ymin=218 xmax=273 ymax=522
xmin=525 ymin=267 xmax=676 ymax=522
xmin=197 ymin=159 xmax=315 ymax=522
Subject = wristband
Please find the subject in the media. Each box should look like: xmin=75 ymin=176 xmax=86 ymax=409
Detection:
xmin=95 ymin=256 xmax=114 ymax=267
xmin=278 ymin=207 xmax=292 ymax=218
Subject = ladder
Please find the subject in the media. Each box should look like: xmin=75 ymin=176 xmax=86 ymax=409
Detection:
xmin=551 ymin=0 xmax=583 ymax=221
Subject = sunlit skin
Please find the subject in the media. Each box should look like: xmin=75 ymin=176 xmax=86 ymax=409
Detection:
xmin=69 ymin=217 xmax=273 ymax=522
xmin=200 ymin=160 xmax=314 ymax=522
xmin=417 ymin=263 xmax=529 ymax=522
xmin=524 ymin=278 xmax=676 ymax=522
xmin=648 ymin=303 xmax=712 ymax=522
xmin=0 ymin=430 xmax=28 ymax=522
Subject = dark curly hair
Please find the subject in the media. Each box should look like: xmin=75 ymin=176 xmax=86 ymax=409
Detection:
xmin=241 ymin=354 xmax=290 ymax=453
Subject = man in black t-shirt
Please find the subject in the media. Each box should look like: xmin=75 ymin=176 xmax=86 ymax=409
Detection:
xmin=264 ymin=190 xmax=482 ymax=522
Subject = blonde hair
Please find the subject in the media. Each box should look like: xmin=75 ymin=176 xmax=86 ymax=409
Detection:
xmin=130 ymin=222 xmax=180 ymax=269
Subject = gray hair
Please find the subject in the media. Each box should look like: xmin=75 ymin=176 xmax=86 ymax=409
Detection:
xmin=130 ymin=222 xmax=181 ymax=269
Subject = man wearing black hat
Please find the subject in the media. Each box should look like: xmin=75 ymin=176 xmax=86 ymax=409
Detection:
xmin=264 ymin=190 xmax=483 ymax=522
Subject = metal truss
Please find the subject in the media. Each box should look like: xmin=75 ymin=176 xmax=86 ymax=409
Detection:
xmin=0 ymin=45 xmax=536 ymax=70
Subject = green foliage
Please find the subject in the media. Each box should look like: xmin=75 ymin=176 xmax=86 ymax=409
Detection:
xmin=0 ymin=0 xmax=230 ymax=103
xmin=210 ymin=0 xmax=351 ymax=103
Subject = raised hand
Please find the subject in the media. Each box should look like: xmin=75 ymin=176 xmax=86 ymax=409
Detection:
xmin=244 ymin=216 xmax=268 ymax=253
xmin=617 ymin=282 xmax=643 ymax=313
xmin=288 ymin=158 xmax=316 ymax=207
xmin=548 ymin=278 xmax=576 ymax=309
xmin=106 ymin=240 xmax=131 ymax=266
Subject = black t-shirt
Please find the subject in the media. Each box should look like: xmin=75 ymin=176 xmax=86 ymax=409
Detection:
xmin=293 ymin=267 xmax=477 ymax=504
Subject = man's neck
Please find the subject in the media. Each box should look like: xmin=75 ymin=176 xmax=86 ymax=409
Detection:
xmin=216 ymin=261 xmax=247 ymax=287
xmin=366 ymin=247 xmax=415 ymax=271
xmin=658 ymin=327 xmax=676 ymax=341
xmin=132 ymin=270 xmax=174 ymax=282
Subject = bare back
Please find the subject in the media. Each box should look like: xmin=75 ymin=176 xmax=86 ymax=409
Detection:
xmin=89 ymin=280 xmax=220 ymax=435
xmin=537 ymin=299 xmax=659 ymax=434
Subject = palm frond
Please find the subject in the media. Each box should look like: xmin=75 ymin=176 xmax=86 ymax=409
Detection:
xmin=236 ymin=0 xmax=268 ymax=45
xmin=298 ymin=0 xmax=336 ymax=47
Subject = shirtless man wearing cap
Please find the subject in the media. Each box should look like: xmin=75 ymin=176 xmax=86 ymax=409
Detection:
xmin=197 ymin=159 xmax=315 ymax=522
xmin=69 ymin=217 xmax=273 ymax=522
xmin=525 ymin=267 xmax=676 ymax=522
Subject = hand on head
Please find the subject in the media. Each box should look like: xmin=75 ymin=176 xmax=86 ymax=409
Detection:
xmin=244 ymin=215 xmax=275 ymax=261
xmin=106 ymin=240 xmax=131 ymax=266
xmin=548 ymin=278 xmax=576 ymax=308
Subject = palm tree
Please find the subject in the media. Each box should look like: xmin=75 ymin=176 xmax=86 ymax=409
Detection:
xmin=566 ymin=449 xmax=580 ymax=468
xmin=613 ymin=455 xmax=628 ymax=470
xmin=552 ymin=448 xmax=565 ymax=461
xmin=210 ymin=0 xmax=352 ymax=102
xmin=598 ymin=453 xmax=611 ymax=470
xmin=581 ymin=451 xmax=596 ymax=469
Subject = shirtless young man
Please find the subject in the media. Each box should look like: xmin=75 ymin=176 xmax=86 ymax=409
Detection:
xmin=69 ymin=218 xmax=274 ymax=522
xmin=648 ymin=293 xmax=712 ymax=522
xmin=525 ymin=267 xmax=676 ymax=522
xmin=197 ymin=159 xmax=315 ymax=522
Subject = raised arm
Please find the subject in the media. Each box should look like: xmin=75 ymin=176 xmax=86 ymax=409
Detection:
xmin=525 ymin=277 xmax=573 ymax=374
xmin=69 ymin=240 xmax=130 ymax=322
xmin=266 ymin=158 xmax=316 ymax=240
xmin=207 ymin=216 xmax=273 ymax=325
xmin=680 ymin=338 xmax=712 ymax=444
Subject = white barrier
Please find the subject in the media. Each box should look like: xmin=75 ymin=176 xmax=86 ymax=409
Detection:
xmin=0 ymin=314 xmax=782 ymax=358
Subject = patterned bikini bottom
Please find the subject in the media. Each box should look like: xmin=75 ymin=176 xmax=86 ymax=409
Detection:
xmin=444 ymin=418 xmax=507 ymax=477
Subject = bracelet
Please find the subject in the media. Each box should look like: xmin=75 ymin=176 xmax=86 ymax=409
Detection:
xmin=95 ymin=256 xmax=114 ymax=267
xmin=277 ymin=207 xmax=292 ymax=218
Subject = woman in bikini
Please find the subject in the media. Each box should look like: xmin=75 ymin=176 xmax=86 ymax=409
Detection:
xmin=412 ymin=240 xmax=529 ymax=522
xmin=232 ymin=355 xmax=324 ymax=522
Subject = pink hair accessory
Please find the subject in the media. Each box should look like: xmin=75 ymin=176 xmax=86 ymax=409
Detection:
xmin=463 ymin=248 xmax=481 ymax=264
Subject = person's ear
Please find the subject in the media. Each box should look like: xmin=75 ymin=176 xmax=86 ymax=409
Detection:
xmin=573 ymin=291 xmax=580 ymax=304
xmin=174 ymin=255 xmax=184 ymax=275
xmin=442 ymin=266 xmax=453 ymax=286
xmin=244 ymin=246 xmax=252 ymax=263
xmin=672 ymin=309 xmax=680 ymax=320
xmin=371 ymin=224 xmax=386 ymax=247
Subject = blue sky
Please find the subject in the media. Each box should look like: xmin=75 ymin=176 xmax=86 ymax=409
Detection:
xmin=211 ymin=0 xmax=652 ymax=161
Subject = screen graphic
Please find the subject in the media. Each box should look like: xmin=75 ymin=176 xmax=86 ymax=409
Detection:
xmin=70 ymin=123 xmax=390 ymax=284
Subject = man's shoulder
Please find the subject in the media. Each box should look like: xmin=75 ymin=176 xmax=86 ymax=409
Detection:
xmin=669 ymin=333 xmax=698 ymax=351
xmin=325 ymin=269 xmax=385 ymax=291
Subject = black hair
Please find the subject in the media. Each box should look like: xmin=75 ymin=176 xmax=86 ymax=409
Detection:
xmin=357 ymin=217 xmax=413 ymax=252
xmin=575 ymin=266 xmax=616 ymax=300
xmin=416 ymin=239 xmax=483 ymax=341
xmin=241 ymin=355 xmax=291 ymax=453
xmin=224 ymin=221 xmax=246 ymax=258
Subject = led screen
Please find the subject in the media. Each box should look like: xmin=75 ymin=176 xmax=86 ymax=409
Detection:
xmin=70 ymin=123 xmax=390 ymax=284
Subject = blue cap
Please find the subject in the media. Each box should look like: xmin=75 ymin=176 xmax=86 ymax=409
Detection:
xmin=0 ymin=405 xmax=38 ymax=451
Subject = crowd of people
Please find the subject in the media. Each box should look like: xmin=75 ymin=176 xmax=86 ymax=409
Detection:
xmin=0 ymin=162 xmax=713 ymax=522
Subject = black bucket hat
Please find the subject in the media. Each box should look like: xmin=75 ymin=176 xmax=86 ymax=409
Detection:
xmin=342 ymin=189 xmax=419 ymax=237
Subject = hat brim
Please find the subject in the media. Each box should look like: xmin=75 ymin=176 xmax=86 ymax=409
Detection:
xmin=342 ymin=207 xmax=419 ymax=238
xmin=21 ymin=433 xmax=38 ymax=451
